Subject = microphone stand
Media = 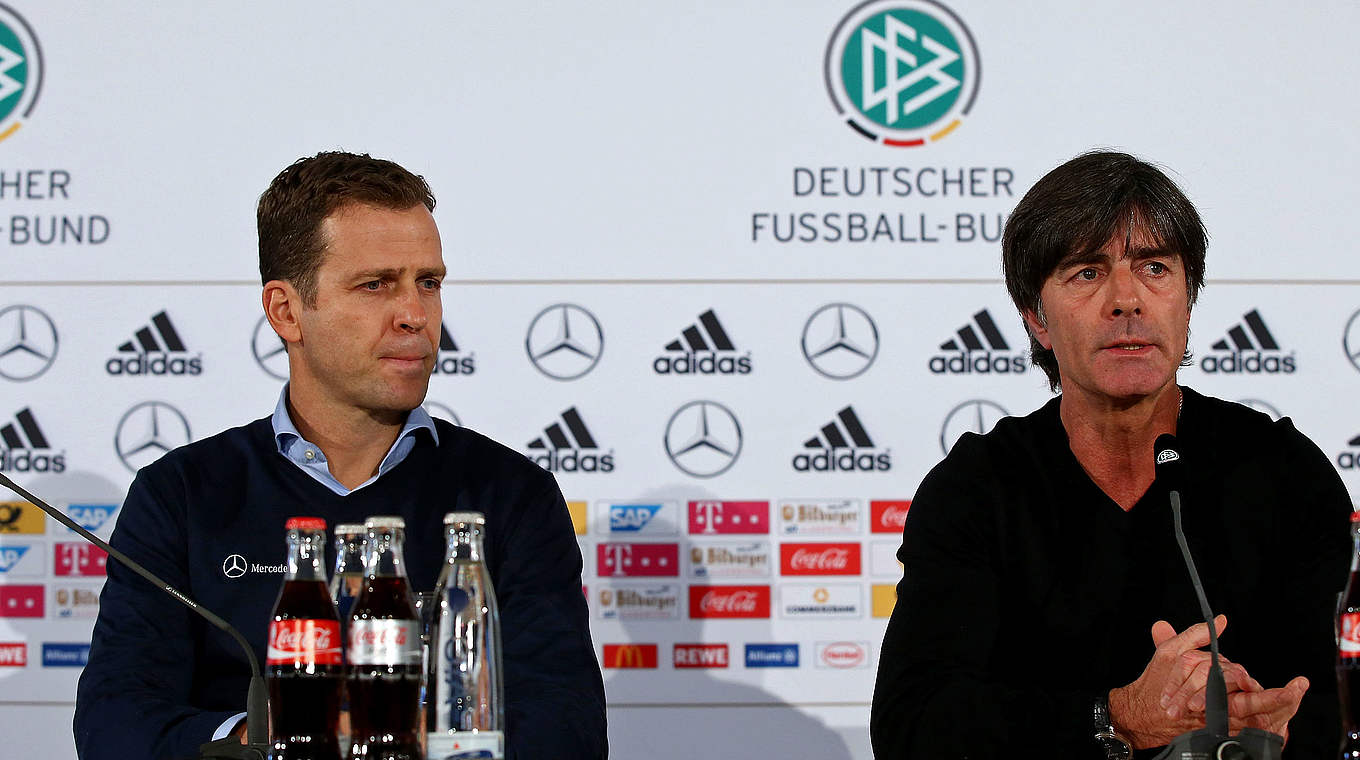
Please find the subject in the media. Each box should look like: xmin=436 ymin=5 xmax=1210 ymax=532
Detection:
xmin=0 ymin=473 xmax=268 ymax=760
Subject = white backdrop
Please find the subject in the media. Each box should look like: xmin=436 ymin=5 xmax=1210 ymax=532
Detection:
xmin=1 ymin=1 xmax=1358 ymax=758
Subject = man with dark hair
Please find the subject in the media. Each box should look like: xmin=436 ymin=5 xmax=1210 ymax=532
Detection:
xmin=75 ymin=151 xmax=607 ymax=759
xmin=871 ymin=152 xmax=1350 ymax=758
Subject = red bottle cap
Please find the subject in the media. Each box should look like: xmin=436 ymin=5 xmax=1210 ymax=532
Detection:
xmin=285 ymin=517 xmax=327 ymax=531
xmin=1350 ymin=510 xmax=1360 ymax=524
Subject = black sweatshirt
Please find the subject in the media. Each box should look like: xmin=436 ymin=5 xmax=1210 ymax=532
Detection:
xmin=871 ymin=387 xmax=1351 ymax=758
xmin=75 ymin=417 xmax=605 ymax=760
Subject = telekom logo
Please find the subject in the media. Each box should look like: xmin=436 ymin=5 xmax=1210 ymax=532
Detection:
xmin=688 ymin=500 xmax=768 ymax=535
xmin=597 ymin=543 xmax=678 ymax=577
xmin=780 ymin=543 xmax=862 ymax=575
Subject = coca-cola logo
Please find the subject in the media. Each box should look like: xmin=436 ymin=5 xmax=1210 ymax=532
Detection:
xmin=271 ymin=623 xmax=334 ymax=652
xmin=267 ymin=620 xmax=341 ymax=665
xmin=688 ymin=585 xmax=770 ymax=618
xmin=820 ymin=642 xmax=866 ymax=669
xmin=870 ymin=500 xmax=911 ymax=533
xmin=352 ymin=625 xmax=408 ymax=647
xmin=702 ymin=590 xmax=758 ymax=613
xmin=780 ymin=542 xmax=861 ymax=575
xmin=1342 ymin=613 xmax=1360 ymax=656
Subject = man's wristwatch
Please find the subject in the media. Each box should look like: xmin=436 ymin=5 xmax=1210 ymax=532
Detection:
xmin=1093 ymin=693 xmax=1133 ymax=760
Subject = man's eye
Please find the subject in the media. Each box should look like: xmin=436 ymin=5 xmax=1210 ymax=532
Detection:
xmin=1146 ymin=261 xmax=1168 ymax=275
xmin=421 ymin=279 xmax=442 ymax=290
xmin=361 ymin=281 xmax=381 ymax=291
xmin=1076 ymin=268 xmax=1098 ymax=281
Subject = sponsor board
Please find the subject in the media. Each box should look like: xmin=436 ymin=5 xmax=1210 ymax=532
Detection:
xmin=870 ymin=541 xmax=903 ymax=577
xmin=1200 ymin=310 xmax=1296 ymax=374
xmin=777 ymin=498 xmax=861 ymax=535
xmin=65 ymin=503 xmax=118 ymax=534
xmin=0 ymin=643 xmax=26 ymax=667
xmin=872 ymin=584 xmax=898 ymax=618
xmin=0 ymin=584 xmax=43 ymax=617
xmin=566 ymin=500 xmax=587 ymax=535
xmin=0 ymin=541 xmax=43 ymax=576
xmin=779 ymin=542 xmax=862 ymax=576
xmin=793 ymin=407 xmax=891 ymax=472
xmin=673 ymin=643 xmax=729 ymax=669
xmin=50 ymin=584 xmax=101 ymax=619
xmin=41 ymin=643 xmax=90 ymax=668
xmin=815 ymin=641 xmax=870 ymax=669
xmin=687 ymin=542 xmax=771 ymax=579
xmin=779 ymin=583 xmax=862 ymax=618
xmin=0 ymin=501 xmax=44 ymax=534
xmin=595 ymin=500 xmax=680 ymax=536
xmin=688 ymin=500 xmax=769 ymax=535
xmin=745 ymin=643 xmax=799 ymax=668
xmin=688 ymin=585 xmax=771 ymax=619
xmin=869 ymin=500 xmax=910 ymax=533
xmin=602 ymin=643 xmax=658 ymax=669
xmin=654 ymin=309 xmax=752 ymax=376
xmin=526 ymin=407 xmax=615 ymax=473
xmin=596 ymin=584 xmax=681 ymax=620
xmin=597 ymin=543 xmax=679 ymax=577
xmin=54 ymin=542 xmax=107 ymax=577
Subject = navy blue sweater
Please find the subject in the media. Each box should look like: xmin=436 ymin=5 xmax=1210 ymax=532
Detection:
xmin=75 ymin=417 xmax=605 ymax=760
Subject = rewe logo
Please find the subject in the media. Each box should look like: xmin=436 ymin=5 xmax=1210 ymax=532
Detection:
xmin=653 ymin=309 xmax=752 ymax=376
xmin=106 ymin=311 xmax=203 ymax=376
xmin=929 ymin=309 xmax=1026 ymax=374
xmin=824 ymin=1 xmax=979 ymax=148
xmin=0 ymin=643 xmax=25 ymax=666
xmin=0 ymin=407 xmax=65 ymax=473
xmin=1337 ymin=434 xmax=1360 ymax=470
xmin=1200 ymin=309 xmax=1296 ymax=374
xmin=431 ymin=322 xmax=475 ymax=376
xmin=793 ymin=406 xmax=891 ymax=472
xmin=526 ymin=407 xmax=614 ymax=473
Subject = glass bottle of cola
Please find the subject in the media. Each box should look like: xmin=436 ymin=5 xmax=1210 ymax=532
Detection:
xmin=267 ymin=517 xmax=343 ymax=760
xmin=1338 ymin=510 xmax=1360 ymax=758
xmin=348 ymin=516 xmax=423 ymax=760
xmin=329 ymin=522 xmax=365 ymax=755
xmin=426 ymin=512 xmax=504 ymax=760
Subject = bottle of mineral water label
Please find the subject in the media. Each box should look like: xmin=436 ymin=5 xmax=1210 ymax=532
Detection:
xmin=426 ymin=512 xmax=504 ymax=759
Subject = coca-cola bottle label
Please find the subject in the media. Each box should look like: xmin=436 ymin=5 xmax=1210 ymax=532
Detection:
xmin=347 ymin=618 xmax=421 ymax=665
xmin=267 ymin=619 xmax=342 ymax=665
xmin=427 ymin=731 xmax=504 ymax=759
xmin=1342 ymin=612 xmax=1360 ymax=657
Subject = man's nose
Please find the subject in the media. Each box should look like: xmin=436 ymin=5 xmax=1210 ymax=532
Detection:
xmin=1107 ymin=267 xmax=1142 ymax=317
xmin=393 ymin=286 xmax=430 ymax=333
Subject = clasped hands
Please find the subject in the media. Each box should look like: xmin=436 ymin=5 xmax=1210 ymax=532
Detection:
xmin=1108 ymin=615 xmax=1308 ymax=750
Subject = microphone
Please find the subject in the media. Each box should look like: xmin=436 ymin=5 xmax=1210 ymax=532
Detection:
xmin=0 ymin=472 xmax=268 ymax=760
xmin=1150 ymin=435 xmax=1283 ymax=760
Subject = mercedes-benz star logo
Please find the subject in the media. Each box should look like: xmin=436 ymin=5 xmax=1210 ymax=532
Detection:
xmin=801 ymin=303 xmax=879 ymax=379
xmin=424 ymin=401 xmax=462 ymax=427
xmin=251 ymin=316 xmax=289 ymax=381
xmin=0 ymin=304 xmax=58 ymax=381
xmin=939 ymin=399 xmax=1009 ymax=454
xmin=115 ymin=401 xmax=192 ymax=473
xmin=664 ymin=400 xmax=742 ymax=478
xmin=525 ymin=304 xmax=603 ymax=380
xmin=1237 ymin=398 xmax=1282 ymax=421
xmin=1345 ymin=308 xmax=1360 ymax=375
xmin=222 ymin=554 xmax=247 ymax=579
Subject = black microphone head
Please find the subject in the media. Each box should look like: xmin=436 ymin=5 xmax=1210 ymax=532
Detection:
xmin=1154 ymin=433 xmax=1183 ymax=489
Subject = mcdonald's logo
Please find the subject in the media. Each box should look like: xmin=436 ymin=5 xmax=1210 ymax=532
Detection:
xmin=602 ymin=643 xmax=658 ymax=669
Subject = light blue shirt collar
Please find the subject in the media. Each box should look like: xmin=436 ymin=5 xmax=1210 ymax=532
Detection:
xmin=270 ymin=384 xmax=439 ymax=496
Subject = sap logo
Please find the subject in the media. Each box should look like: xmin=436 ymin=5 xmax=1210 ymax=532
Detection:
xmin=610 ymin=504 xmax=662 ymax=532
xmin=0 ymin=545 xmax=30 ymax=571
xmin=66 ymin=503 xmax=117 ymax=533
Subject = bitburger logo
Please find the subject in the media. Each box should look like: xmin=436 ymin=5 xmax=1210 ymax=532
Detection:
xmin=930 ymin=308 xmax=1026 ymax=374
xmin=431 ymin=322 xmax=475 ymax=376
xmin=824 ymin=0 xmax=979 ymax=148
xmin=526 ymin=407 xmax=614 ymax=473
xmin=0 ymin=4 xmax=43 ymax=144
xmin=1200 ymin=309 xmax=1295 ymax=374
xmin=0 ymin=304 xmax=58 ymax=381
xmin=0 ymin=406 xmax=63 ymax=472
xmin=794 ymin=406 xmax=891 ymax=472
xmin=653 ymin=309 xmax=751 ymax=376
xmin=106 ymin=311 xmax=202 ymax=376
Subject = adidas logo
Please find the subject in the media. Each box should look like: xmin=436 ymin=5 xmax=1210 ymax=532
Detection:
xmin=928 ymin=309 xmax=1027 ymax=375
xmin=653 ymin=309 xmax=752 ymax=375
xmin=526 ymin=407 xmax=614 ymax=473
xmin=1337 ymin=433 xmax=1360 ymax=470
xmin=1200 ymin=309 xmax=1295 ymax=374
xmin=0 ymin=408 xmax=66 ymax=473
xmin=431 ymin=322 xmax=475 ymax=376
xmin=791 ymin=406 xmax=891 ymax=473
xmin=105 ymin=311 xmax=203 ymax=376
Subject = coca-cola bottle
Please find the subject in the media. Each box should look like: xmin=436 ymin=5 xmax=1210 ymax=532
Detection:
xmin=348 ymin=516 xmax=422 ymax=760
xmin=1338 ymin=510 xmax=1360 ymax=758
xmin=267 ymin=517 xmax=343 ymax=760
xmin=426 ymin=512 xmax=504 ymax=759
xmin=330 ymin=522 xmax=365 ymax=755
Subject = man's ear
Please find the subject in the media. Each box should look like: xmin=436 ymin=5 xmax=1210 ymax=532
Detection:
xmin=1022 ymin=308 xmax=1053 ymax=351
xmin=262 ymin=281 xmax=304 ymax=345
